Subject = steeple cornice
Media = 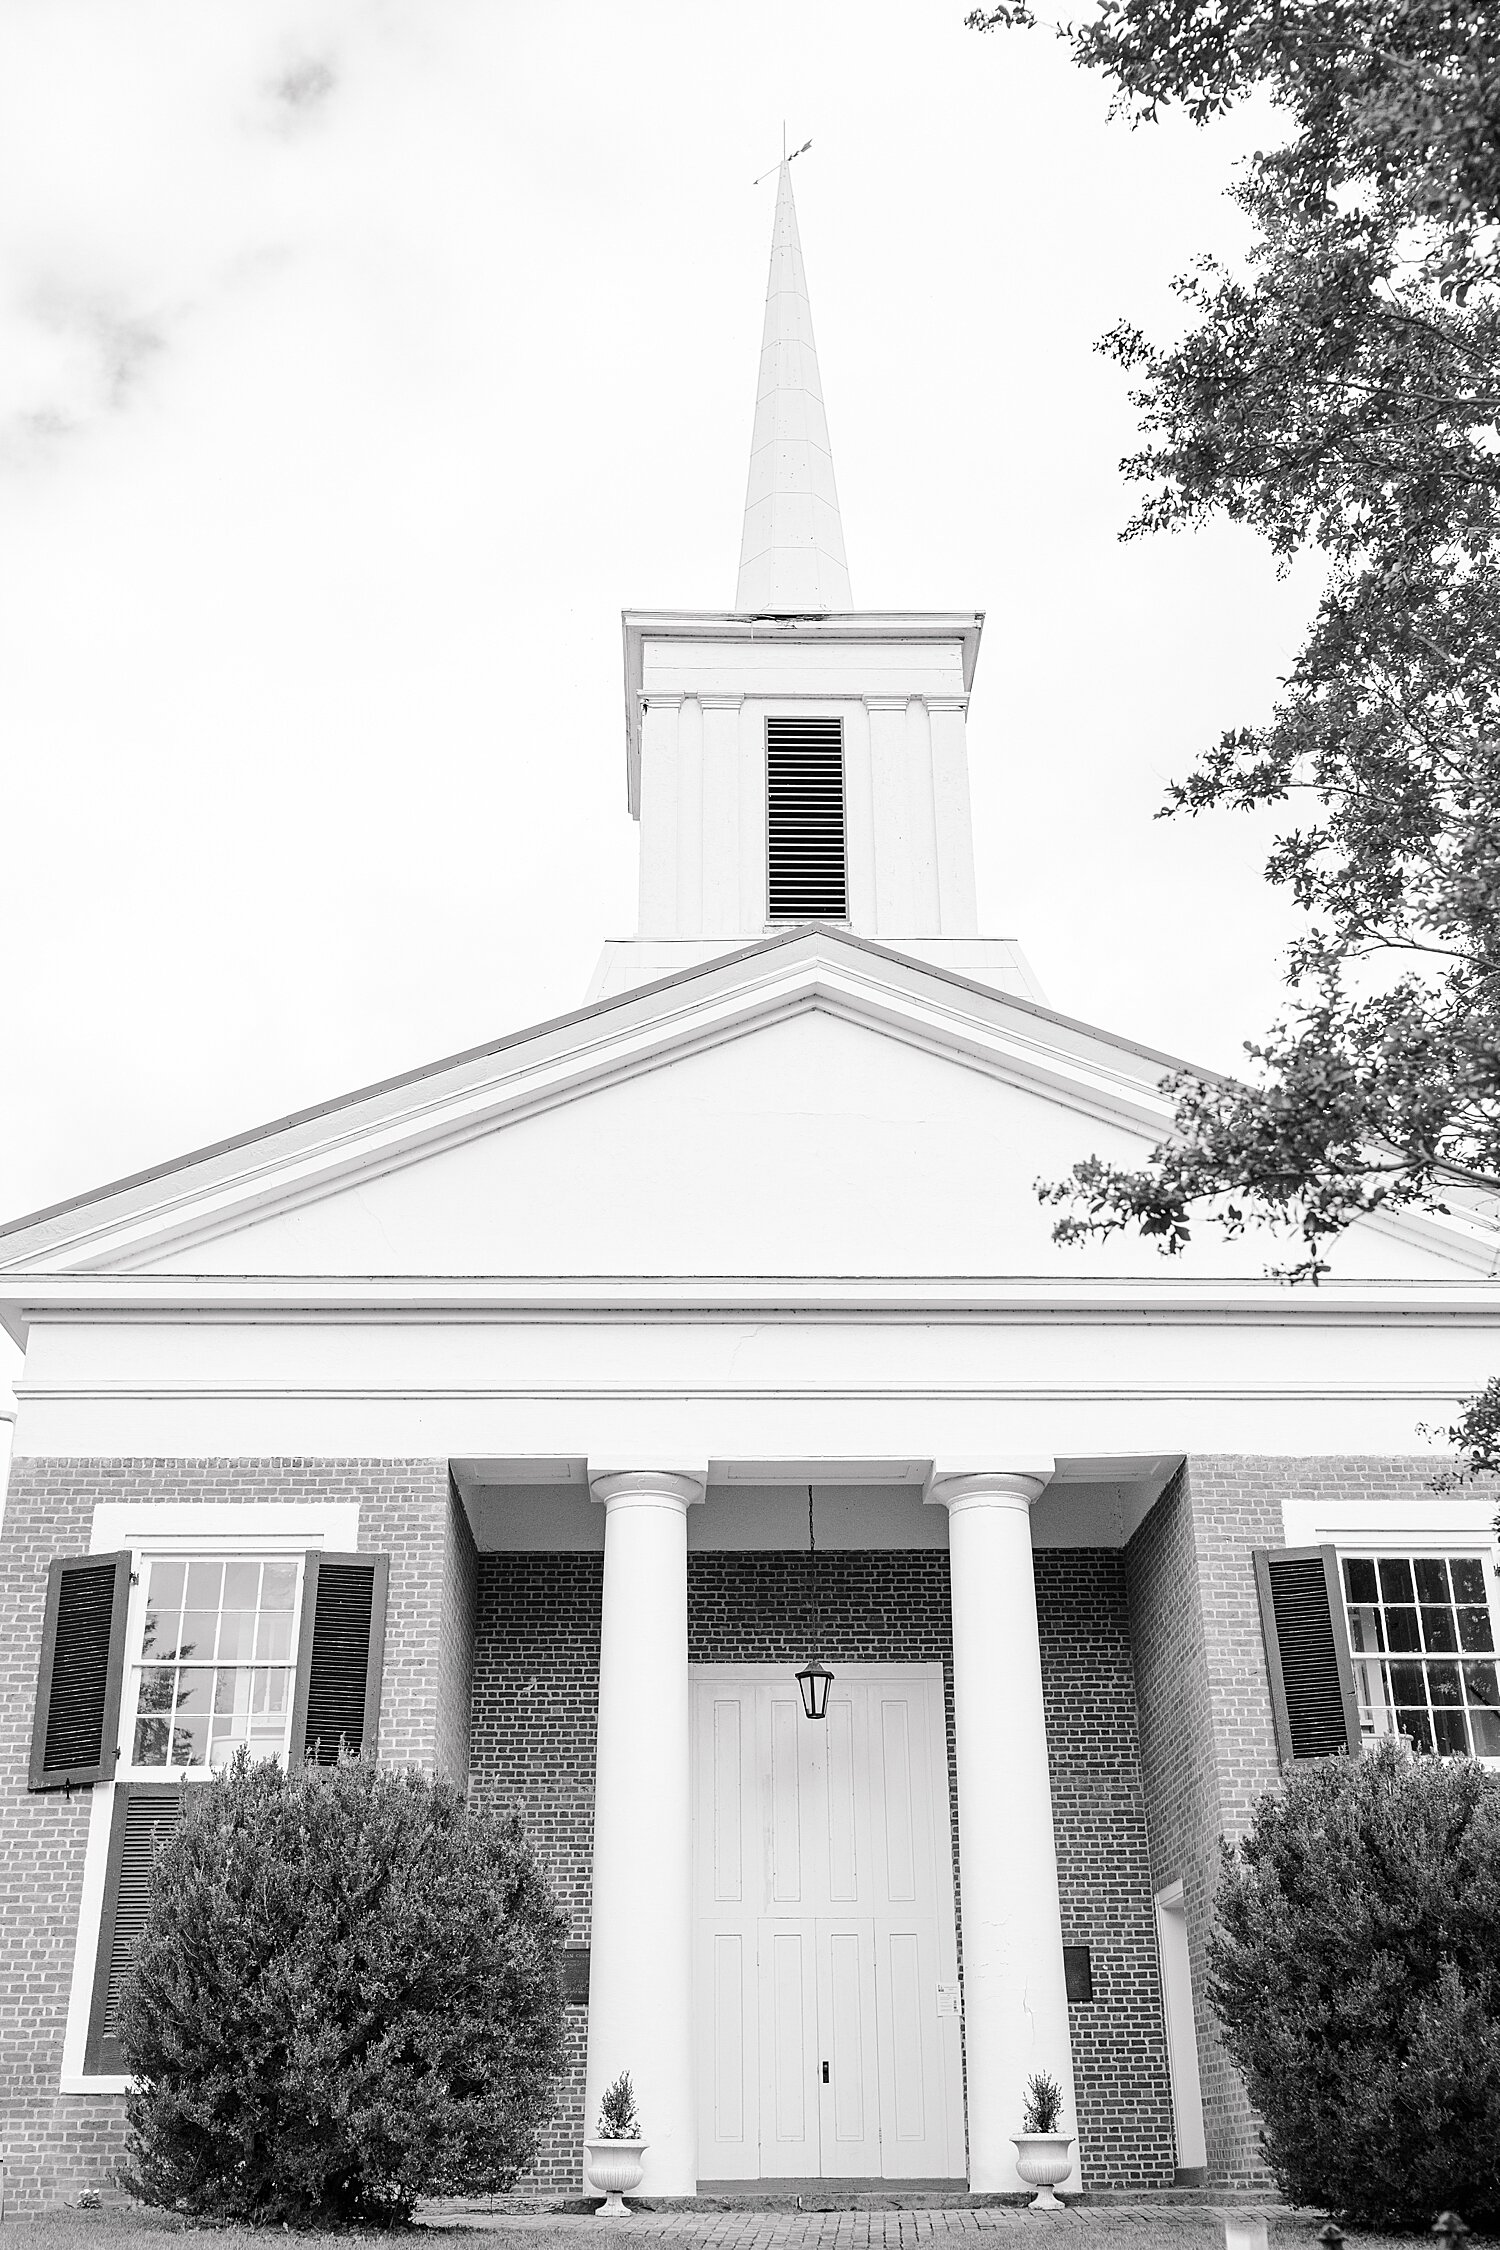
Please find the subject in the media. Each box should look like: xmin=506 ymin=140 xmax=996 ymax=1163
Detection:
xmin=620 ymin=609 xmax=983 ymax=816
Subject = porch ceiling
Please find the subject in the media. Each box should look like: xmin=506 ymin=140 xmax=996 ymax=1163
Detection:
xmin=449 ymin=1455 xmax=1180 ymax=1552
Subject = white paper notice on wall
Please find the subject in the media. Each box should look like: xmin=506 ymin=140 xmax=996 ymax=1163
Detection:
xmin=936 ymin=1983 xmax=961 ymax=2017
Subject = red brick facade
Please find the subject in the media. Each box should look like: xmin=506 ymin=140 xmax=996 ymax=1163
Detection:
xmin=0 ymin=1457 xmax=469 ymax=2212
xmin=471 ymin=1547 xmax=1176 ymax=2196
xmin=1123 ymin=1455 xmax=1452 ymax=2189
xmin=0 ymin=1450 xmax=1441 ymax=2209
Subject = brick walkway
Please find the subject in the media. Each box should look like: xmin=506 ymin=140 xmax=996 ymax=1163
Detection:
xmin=418 ymin=2206 xmax=1296 ymax=2250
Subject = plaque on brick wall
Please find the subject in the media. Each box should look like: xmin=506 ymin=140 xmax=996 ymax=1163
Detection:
xmin=562 ymin=1946 xmax=590 ymax=2003
xmin=1063 ymin=1944 xmax=1093 ymax=2002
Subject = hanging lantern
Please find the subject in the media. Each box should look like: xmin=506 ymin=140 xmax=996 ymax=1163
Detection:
xmin=796 ymin=1656 xmax=834 ymax=1721
xmin=796 ymin=1484 xmax=833 ymax=1718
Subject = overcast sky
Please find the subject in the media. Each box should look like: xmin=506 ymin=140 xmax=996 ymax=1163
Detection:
xmin=0 ymin=0 xmax=1318 ymax=1253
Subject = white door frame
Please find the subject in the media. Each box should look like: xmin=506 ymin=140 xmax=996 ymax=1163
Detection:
xmin=1154 ymin=1880 xmax=1207 ymax=2175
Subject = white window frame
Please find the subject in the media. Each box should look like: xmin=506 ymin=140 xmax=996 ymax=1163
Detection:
xmin=119 ymin=1549 xmax=307 ymax=1783
xmin=61 ymin=1500 xmax=359 ymax=2095
xmin=1282 ymin=1493 xmax=1500 ymax=1768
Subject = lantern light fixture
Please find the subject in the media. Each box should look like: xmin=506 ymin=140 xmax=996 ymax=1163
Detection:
xmin=796 ymin=1655 xmax=834 ymax=1722
xmin=797 ymin=1483 xmax=833 ymax=1720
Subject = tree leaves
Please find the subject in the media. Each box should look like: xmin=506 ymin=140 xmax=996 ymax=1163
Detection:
xmin=976 ymin=0 xmax=1500 ymax=1482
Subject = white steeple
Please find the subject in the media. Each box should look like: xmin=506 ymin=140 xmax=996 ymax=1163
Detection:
xmin=592 ymin=151 xmax=1047 ymax=1009
xmin=735 ymin=158 xmax=852 ymax=614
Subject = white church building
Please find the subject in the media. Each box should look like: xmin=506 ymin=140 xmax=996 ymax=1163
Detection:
xmin=3 ymin=160 xmax=1500 ymax=2213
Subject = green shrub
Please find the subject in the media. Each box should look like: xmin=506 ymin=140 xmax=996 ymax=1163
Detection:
xmin=1210 ymin=1742 xmax=1500 ymax=2226
xmin=120 ymin=1753 xmax=566 ymax=2226
xmin=596 ymin=2070 xmax=640 ymax=2138
xmin=1021 ymin=2071 xmax=1064 ymax=2134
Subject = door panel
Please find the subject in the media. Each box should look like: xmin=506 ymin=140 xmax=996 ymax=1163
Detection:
xmin=712 ymin=1932 xmax=748 ymax=2142
xmin=823 ymin=1695 xmax=860 ymax=1903
xmin=695 ymin=1684 xmax=759 ymax=2178
xmin=758 ymin=1919 xmax=819 ymax=2176
xmin=873 ymin=1915 xmax=951 ymax=2175
xmin=768 ymin=1691 xmax=806 ymax=1904
xmin=876 ymin=1695 xmax=918 ymax=1902
xmin=711 ymin=1697 xmax=744 ymax=1902
xmin=817 ymin=1921 xmax=882 ymax=2173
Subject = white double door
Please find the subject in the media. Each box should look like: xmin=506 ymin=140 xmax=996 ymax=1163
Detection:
xmin=691 ymin=1663 xmax=964 ymax=2183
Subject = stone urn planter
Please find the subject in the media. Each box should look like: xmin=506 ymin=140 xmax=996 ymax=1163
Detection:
xmin=1011 ymin=2132 xmax=1074 ymax=2211
xmin=584 ymin=2138 xmax=648 ymax=2216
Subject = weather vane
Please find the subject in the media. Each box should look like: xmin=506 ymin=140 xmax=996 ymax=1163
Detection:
xmin=753 ymin=124 xmax=812 ymax=187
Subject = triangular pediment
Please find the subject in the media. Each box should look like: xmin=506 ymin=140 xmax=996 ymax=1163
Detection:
xmin=0 ymin=931 xmax=1493 ymax=1288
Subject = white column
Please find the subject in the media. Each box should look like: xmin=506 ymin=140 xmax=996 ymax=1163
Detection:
xmin=584 ymin=1465 xmax=706 ymax=2198
xmin=926 ymin=1462 xmax=1079 ymax=2194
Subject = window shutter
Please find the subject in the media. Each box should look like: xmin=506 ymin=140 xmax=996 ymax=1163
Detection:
xmin=29 ymin=1551 xmax=132 ymax=1792
xmin=1254 ymin=1544 xmax=1361 ymax=1762
xmin=290 ymin=1551 xmax=389 ymax=1764
xmin=766 ymin=715 xmax=847 ymax=920
xmin=84 ymin=1782 xmax=182 ymax=2074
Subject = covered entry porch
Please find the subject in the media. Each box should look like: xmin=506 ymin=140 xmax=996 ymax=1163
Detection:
xmin=453 ymin=1456 xmax=1181 ymax=2202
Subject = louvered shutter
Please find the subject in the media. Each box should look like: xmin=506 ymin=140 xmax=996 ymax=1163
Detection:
xmin=766 ymin=715 xmax=847 ymax=919
xmin=290 ymin=1551 xmax=389 ymax=1764
xmin=29 ymin=1551 xmax=132 ymax=1791
xmin=1254 ymin=1545 xmax=1361 ymax=1762
xmin=84 ymin=1782 xmax=182 ymax=2073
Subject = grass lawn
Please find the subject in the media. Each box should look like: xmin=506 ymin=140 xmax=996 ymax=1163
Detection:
xmin=0 ymin=2210 xmax=1490 ymax=2250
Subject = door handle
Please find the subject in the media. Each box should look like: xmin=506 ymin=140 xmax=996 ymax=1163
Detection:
xmin=822 ymin=2061 xmax=829 ymax=2083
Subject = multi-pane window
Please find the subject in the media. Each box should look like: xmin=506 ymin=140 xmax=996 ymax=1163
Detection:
xmin=1342 ymin=1554 xmax=1500 ymax=1757
xmin=129 ymin=1555 xmax=301 ymax=1773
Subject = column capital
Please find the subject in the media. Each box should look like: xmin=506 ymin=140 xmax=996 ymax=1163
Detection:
xmin=588 ymin=1464 xmax=708 ymax=1513
xmin=924 ymin=1460 xmax=1054 ymax=1515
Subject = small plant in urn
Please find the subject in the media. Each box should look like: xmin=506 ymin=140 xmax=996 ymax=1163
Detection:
xmin=1012 ymin=2071 xmax=1073 ymax=2210
xmin=584 ymin=2071 xmax=647 ymax=2215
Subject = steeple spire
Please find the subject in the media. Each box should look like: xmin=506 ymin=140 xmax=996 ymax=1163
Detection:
xmin=735 ymin=157 xmax=852 ymax=614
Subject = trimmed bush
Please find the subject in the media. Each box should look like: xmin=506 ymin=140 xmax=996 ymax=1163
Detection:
xmin=120 ymin=1753 xmax=566 ymax=2226
xmin=1210 ymin=1742 xmax=1500 ymax=2226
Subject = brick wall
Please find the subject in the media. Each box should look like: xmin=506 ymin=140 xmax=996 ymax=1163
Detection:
xmin=11 ymin=1450 xmax=1431 ymax=2209
xmin=469 ymin=1554 xmax=603 ymax=2197
xmin=1137 ymin=1449 xmax=1457 ymax=2187
xmin=435 ymin=1481 xmax=479 ymax=1783
xmin=470 ymin=1546 xmax=1174 ymax=2196
xmin=1123 ymin=1455 xmax=1444 ymax=2191
xmin=1035 ymin=1552 xmax=1176 ymax=2188
xmin=0 ymin=1456 xmax=457 ymax=2212
xmin=0 ymin=1458 xmax=110 ymax=2214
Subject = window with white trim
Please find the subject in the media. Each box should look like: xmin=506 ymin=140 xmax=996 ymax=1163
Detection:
xmin=1341 ymin=1552 xmax=1500 ymax=1757
xmin=126 ymin=1553 xmax=305 ymax=1775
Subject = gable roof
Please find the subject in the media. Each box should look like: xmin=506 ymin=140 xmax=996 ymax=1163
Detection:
xmin=0 ymin=925 xmax=1494 ymax=1293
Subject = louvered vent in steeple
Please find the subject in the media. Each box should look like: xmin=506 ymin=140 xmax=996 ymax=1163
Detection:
xmin=767 ymin=716 xmax=847 ymax=921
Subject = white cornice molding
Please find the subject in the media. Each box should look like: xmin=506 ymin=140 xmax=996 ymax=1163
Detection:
xmin=636 ymin=689 xmax=968 ymax=711
xmin=7 ymin=1273 xmax=1500 ymax=1326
